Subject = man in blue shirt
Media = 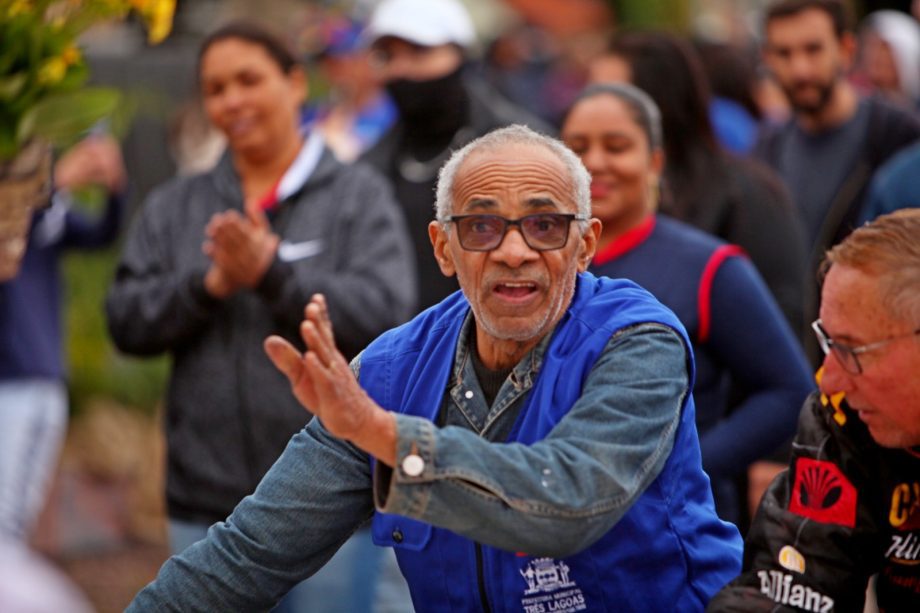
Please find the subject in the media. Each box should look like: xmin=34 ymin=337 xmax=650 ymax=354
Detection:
xmin=756 ymin=0 xmax=920 ymax=364
xmin=130 ymin=125 xmax=741 ymax=611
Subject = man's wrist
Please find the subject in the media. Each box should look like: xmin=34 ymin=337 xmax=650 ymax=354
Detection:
xmin=352 ymin=406 xmax=397 ymax=467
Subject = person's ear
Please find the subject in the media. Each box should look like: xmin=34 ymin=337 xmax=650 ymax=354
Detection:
xmin=576 ymin=218 xmax=602 ymax=272
xmin=839 ymin=32 xmax=857 ymax=72
xmin=429 ymin=221 xmax=456 ymax=277
xmin=288 ymin=66 xmax=308 ymax=106
xmin=649 ymin=148 xmax=665 ymax=176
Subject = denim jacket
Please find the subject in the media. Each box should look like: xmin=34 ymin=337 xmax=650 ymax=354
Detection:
xmin=130 ymin=286 xmax=701 ymax=611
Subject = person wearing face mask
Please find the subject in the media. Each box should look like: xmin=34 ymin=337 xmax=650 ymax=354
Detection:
xmin=360 ymin=0 xmax=552 ymax=313
xmin=562 ymin=83 xmax=814 ymax=527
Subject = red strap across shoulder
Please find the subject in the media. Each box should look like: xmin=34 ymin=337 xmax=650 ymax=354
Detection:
xmin=697 ymin=244 xmax=746 ymax=343
xmin=592 ymin=216 xmax=656 ymax=266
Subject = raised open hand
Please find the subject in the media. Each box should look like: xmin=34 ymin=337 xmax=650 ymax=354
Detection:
xmin=264 ymin=294 xmax=396 ymax=464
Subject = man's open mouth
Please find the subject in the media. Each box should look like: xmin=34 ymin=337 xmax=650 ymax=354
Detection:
xmin=494 ymin=281 xmax=538 ymax=299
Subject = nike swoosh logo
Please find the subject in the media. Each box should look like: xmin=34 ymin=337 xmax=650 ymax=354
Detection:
xmin=278 ymin=239 xmax=324 ymax=262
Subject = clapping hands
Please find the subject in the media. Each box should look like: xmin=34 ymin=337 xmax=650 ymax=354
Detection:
xmin=203 ymin=207 xmax=279 ymax=298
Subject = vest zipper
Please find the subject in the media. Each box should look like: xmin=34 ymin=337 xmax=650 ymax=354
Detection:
xmin=475 ymin=542 xmax=492 ymax=612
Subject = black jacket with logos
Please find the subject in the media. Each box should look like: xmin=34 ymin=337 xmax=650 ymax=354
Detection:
xmin=708 ymin=391 xmax=920 ymax=612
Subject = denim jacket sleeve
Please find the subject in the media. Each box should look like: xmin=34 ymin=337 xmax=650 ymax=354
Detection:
xmin=128 ymin=415 xmax=374 ymax=612
xmin=374 ymin=323 xmax=690 ymax=558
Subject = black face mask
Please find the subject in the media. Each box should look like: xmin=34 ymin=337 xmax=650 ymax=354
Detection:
xmin=385 ymin=66 xmax=469 ymax=138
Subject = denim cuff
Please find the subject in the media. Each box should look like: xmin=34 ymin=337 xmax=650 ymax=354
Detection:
xmin=374 ymin=414 xmax=435 ymax=516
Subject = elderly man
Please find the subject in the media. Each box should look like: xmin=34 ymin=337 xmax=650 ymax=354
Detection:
xmin=129 ymin=126 xmax=741 ymax=611
xmin=709 ymin=208 xmax=920 ymax=611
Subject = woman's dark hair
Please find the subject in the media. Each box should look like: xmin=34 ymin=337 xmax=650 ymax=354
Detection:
xmin=603 ymin=30 xmax=724 ymax=218
xmin=198 ymin=20 xmax=300 ymax=76
xmin=565 ymin=82 xmax=663 ymax=151
xmin=693 ymin=40 xmax=763 ymax=120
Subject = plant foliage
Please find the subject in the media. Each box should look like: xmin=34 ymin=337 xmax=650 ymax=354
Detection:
xmin=0 ymin=0 xmax=175 ymax=159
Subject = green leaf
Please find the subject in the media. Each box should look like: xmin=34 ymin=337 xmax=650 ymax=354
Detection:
xmin=0 ymin=125 xmax=17 ymax=160
xmin=17 ymin=87 xmax=121 ymax=148
xmin=0 ymin=73 xmax=27 ymax=101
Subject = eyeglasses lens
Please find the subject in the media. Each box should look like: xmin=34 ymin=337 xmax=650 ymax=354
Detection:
xmin=456 ymin=215 xmax=571 ymax=251
xmin=812 ymin=320 xmax=861 ymax=375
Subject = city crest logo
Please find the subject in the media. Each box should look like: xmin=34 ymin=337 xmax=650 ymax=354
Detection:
xmin=519 ymin=558 xmax=587 ymax=613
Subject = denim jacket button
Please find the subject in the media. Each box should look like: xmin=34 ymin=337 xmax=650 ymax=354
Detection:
xmin=392 ymin=528 xmax=403 ymax=543
xmin=401 ymin=453 xmax=425 ymax=477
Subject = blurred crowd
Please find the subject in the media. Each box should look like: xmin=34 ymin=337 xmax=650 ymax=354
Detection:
xmin=2 ymin=0 xmax=920 ymax=610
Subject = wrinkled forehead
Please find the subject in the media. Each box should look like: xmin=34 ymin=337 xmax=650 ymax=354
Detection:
xmin=451 ymin=144 xmax=576 ymax=214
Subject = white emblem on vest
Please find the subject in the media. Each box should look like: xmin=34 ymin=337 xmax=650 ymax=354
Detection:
xmin=519 ymin=558 xmax=587 ymax=612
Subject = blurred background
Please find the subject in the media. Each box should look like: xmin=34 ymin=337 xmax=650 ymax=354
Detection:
xmin=10 ymin=0 xmax=916 ymax=610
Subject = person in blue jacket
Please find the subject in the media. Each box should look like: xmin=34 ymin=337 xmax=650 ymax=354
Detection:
xmin=561 ymin=83 xmax=814 ymax=526
xmin=129 ymin=125 xmax=742 ymax=611
xmin=0 ymin=134 xmax=126 ymax=543
xmin=859 ymin=141 xmax=920 ymax=225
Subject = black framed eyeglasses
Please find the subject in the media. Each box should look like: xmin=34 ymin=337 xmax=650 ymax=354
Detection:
xmin=443 ymin=213 xmax=587 ymax=252
xmin=811 ymin=318 xmax=920 ymax=375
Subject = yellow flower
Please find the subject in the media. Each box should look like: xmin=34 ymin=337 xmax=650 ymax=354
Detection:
xmin=37 ymin=57 xmax=68 ymax=86
xmin=7 ymin=0 xmax=31 ymax=17
xmin=145 ymin=0 xmax=175 ymax=44
xmin=61 ymin=45 xmax=81 ymax=67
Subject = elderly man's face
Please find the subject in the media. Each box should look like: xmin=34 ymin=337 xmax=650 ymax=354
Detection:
xmin=429 ymin=144 xmax=599 ymax=365
xmin=818 ymin=264 xmax=920 ymax=448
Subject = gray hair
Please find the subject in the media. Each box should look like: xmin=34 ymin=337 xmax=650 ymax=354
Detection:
xmin=822 ymin=208 xmax=920 ymax=325
xmin=434 ymin=124 xmax=592 ymax=222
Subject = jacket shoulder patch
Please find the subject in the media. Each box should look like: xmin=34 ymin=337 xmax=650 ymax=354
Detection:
xmin=789 ymin=458 xmax=857 ymax=528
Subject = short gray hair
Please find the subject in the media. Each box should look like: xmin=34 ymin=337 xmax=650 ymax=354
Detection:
xmin=822 ymin=208 xmax=920 ymax=325
xmin=434 ymin=125 xmax=592 ymax=222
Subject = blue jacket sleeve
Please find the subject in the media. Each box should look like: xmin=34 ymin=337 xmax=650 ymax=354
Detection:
xmin=127 ymin=417 xmax=374 ymax=612
xmin=59 ymin=191 xmax=124 ymax=249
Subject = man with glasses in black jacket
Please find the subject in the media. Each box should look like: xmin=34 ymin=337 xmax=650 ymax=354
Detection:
xmin=710 ymin=208 xmax=920 ymax=612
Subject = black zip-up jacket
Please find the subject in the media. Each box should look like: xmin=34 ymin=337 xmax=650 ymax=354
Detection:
xmin=105 ymin=145 xmax=416 ymax=524
xmin=708 ymin=392 xmax=920 ymax=612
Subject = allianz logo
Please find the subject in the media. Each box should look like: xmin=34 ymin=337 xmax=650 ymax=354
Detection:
xmin=757 ymin=570 xmax=834 ymax=612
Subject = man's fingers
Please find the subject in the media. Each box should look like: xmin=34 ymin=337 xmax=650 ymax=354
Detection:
xmin=301 ymin=320 xmax=335 ymax=368
xmin=306 ymin=294 xmax=338 ymax=352
xmin=264 ymin=335 xmax=304 ymax=382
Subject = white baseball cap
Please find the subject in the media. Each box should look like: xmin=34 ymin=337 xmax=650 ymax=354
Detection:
xmin=365 ymin=0 xmax=476 ymax=48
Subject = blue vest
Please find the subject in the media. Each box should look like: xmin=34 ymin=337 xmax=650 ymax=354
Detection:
xmin=363 ymin=273 xmax=742 ymax=611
